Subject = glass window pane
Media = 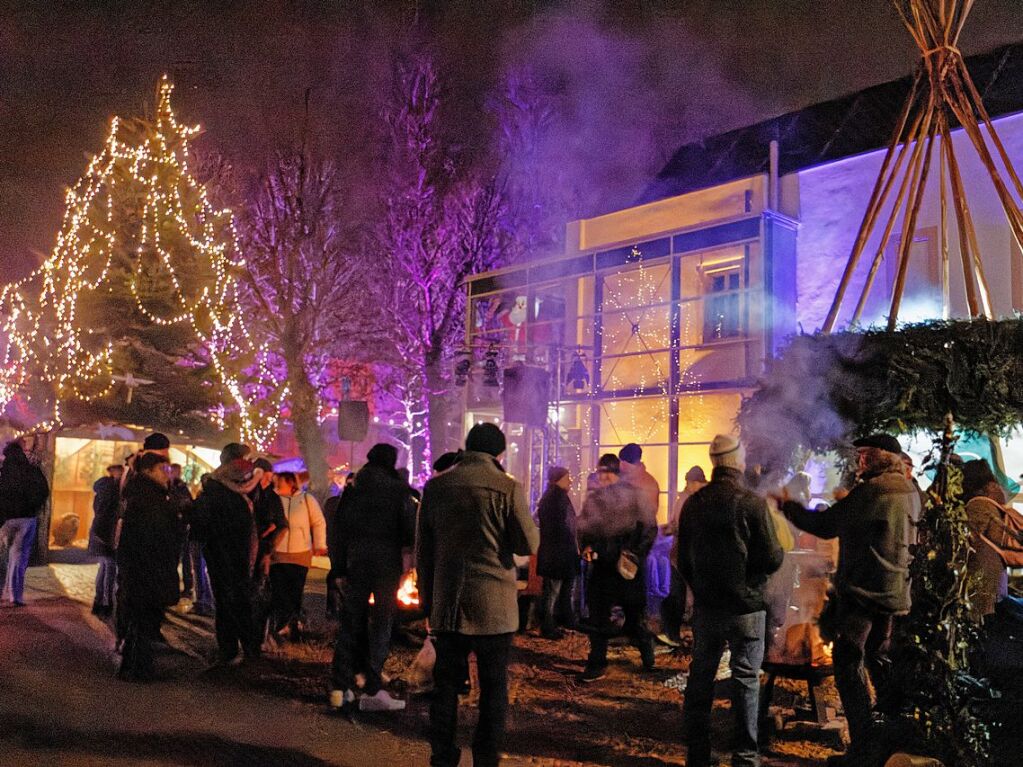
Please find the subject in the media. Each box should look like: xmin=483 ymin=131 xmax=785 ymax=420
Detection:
xmin=600 ymin=305 xmax=672 ymax=356
xmin=678 ymin=392 xmax=743 ymax=443
xmin=602 ymin=262 xmax=671 ymax=310
xmin=597 ymin=398 xmax=668 ymax=446
xmin=601 ymin=352 xmax=670 ymax=392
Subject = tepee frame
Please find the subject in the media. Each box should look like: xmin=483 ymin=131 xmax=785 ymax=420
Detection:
xmin=823 ymin=0 xmax=1023 ymax=333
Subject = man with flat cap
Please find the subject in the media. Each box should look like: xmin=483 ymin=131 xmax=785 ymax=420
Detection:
xmin=417 ymin=423 xmax=539 ymax=767
xmin=778 ymin=433 xmax=920 ymax=767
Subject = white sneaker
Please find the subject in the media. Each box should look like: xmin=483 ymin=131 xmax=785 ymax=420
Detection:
xmin=358 ymin=690 xmax=406 ymax=712
xmin=715 ymin=649 xmax=732 ymax=681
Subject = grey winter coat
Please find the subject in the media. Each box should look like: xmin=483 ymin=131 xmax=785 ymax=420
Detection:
xmin=416 ymin=451 xmax=539 ymax=635
xmin=782 ymin=467 xmax=919 ymax=615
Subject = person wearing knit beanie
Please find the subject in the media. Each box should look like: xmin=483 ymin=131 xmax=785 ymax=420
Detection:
xmin=709 ymin=434 xmax=746 ymax=472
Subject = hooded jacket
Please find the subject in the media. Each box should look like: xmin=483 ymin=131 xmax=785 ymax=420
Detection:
xmin=333 ymin=463 xmax=416 ymax=581
xmin=116 ymin=473 xmax=181 ymax=609
xmin=678 ymin=466 xmax=784 ymax=615
xmin=417 ymin=451 xmax=539 ymax=635
xmin=191 ymin=469 xmax=258 ymax=584
xmin=782 ymin=467 xmax=918 ymax=615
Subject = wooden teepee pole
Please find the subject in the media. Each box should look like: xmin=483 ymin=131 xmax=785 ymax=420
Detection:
xmin=942 ymin=128 xmax=986 ymax=317
xmin=852 ymin=101 xmax=932 ymax=324
xmin=822 ymin=71 xmax=922 ymax=332
xmin=889 ymin=126 xmax=938 ymax=330
xmin=939 ymin=116 xmax=951 ymax=318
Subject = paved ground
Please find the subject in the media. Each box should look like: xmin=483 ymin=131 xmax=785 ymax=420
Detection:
xmin=0 ymin=561 xmax=427 ymax=767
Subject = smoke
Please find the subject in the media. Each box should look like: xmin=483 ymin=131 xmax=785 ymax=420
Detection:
xmin=493 ymin=6 xmax=758 ymax=255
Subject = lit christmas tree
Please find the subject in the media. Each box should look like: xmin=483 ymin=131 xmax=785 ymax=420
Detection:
xmin=0 ymin=77 xmax=284 ymax=446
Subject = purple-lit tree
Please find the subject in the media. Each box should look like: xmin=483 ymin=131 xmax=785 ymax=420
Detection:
xmin=372 ymin=54 xmax=507 ymax=477
xmin=490 ymin=68 xmax=577 ymax=264
xmin=240 ymin=143 xmax=368 ymax=497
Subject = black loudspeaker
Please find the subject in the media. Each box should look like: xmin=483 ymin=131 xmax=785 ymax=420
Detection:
xmin=502 ymin=364 xmax=549 ymax=427
xmin=337 ymin=401 xmax=370 ymax=442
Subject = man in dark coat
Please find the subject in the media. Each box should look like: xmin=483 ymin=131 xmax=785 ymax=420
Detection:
xmin=678 ymin=435 xmax=784 ymax=767
xmin=89 ymin=464 xmax=123 ymax=616
xmin=418 ymin=423 xmax=539 ymax=767
xmin=191 ymin=457 xmax=262 ymax=665
xmin=536 ymin=466 xmax=578 ymax=639
xmin=577 ymin=456 xmax=658 ymax=682
xmin=116 ymin=453 xmax=181 ymax=681
xmin=329 ymin=443 xmax=416 ymax=712
xmin=780 ymin=434 xmax=919 ymax=767
xmin=0 ymin=439 xmax=50 ymax=606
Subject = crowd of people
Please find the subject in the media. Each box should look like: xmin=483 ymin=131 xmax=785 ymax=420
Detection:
xmin=0 ymin=420 xmax=1020 ymax=767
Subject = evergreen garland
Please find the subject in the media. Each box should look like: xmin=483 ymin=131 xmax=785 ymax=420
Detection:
xmin=737 ymin=321 xmax=1022 ymax=766
xmin=883 ymin=430 xmax=990 ymax=767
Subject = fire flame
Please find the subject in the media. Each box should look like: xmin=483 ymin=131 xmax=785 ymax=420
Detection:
xmin=366 ymin=570 xmax=420 ymax=608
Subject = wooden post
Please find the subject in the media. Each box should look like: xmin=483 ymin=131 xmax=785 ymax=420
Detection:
xmin=938 ymin=120 xmax=950 ymax=319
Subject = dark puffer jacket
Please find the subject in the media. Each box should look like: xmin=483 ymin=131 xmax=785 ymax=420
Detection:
xmin=116 ymin=473 xmax=181 ymax=609
xmin=782 ymin=467 xmax=919 ymax=615
xmin=334 ymin=464 xmax=416 ymax=582
xmin=678 ymin=466 xmax=784 ymax=615
xmin=536 ymin=485 xmax=578 ymax=580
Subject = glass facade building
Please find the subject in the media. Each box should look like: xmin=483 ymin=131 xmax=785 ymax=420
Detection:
xmin=461 ymin=176 xmax=798 ymax=520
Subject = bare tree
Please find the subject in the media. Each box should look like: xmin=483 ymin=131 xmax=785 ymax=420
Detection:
xmin=372 ymin=54 xmax=507 ymax=477
xmin=240 ymin=143 xmax=365 ymax=498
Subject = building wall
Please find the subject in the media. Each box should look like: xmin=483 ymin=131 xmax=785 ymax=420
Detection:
xmin=794 ymin=110 xmax=1023 ymax=330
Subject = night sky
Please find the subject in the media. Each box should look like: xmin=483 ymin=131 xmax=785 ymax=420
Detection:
xmin=2 ymin=0 xmax=1021 ymax=279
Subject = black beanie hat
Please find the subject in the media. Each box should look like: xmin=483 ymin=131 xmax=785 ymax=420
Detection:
xmin=465 ymin=423 xmax=506 ymax=457
xmin=366 ymin=443 xmax=399 ymax=469
xmin=143 ymin=432 xmax=171 ymax=451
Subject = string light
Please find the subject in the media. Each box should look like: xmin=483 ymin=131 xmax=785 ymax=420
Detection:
xmin=0 ymin=76 xmax=286 ymax=447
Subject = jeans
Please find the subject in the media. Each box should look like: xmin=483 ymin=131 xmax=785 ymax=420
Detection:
xmin=829 ymin=599 xmax=893 ymax=755
xmin=541 ymin=575 xmax=576 ymax=634
xmin=1 ymin=517 xmax=37 ymax=604
xmin=93 ymin=555 xmax=117 ymax=610
xmin=682 ymin=608 xmax=766 ymax=767
xmin=430 ymin=632 xmax=513 ymax=767
xmin=185 ymin=542 xmax=213 ymax=611
xmin=269 ymin=563 xmax=308 ymax=633
xmin=330 ymin=574 xmax=399 ymax=695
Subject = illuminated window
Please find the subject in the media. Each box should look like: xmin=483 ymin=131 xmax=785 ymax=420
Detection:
xmin=702 ymin=264 xmax=743 ymax=342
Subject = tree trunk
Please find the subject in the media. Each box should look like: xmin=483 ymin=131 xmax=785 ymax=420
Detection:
xmin=286 ymin=358 xmax=330 ymax=503
xmin=425 ymin=356 xmax=454 ymax=473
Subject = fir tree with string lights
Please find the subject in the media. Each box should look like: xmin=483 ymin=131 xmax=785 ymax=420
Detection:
xmin=0 ymin=77 xmax=282 ymax=445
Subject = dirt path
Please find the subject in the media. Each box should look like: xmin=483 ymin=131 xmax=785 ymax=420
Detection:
xmin=3 ymin=560 xmax=840 ymax=766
